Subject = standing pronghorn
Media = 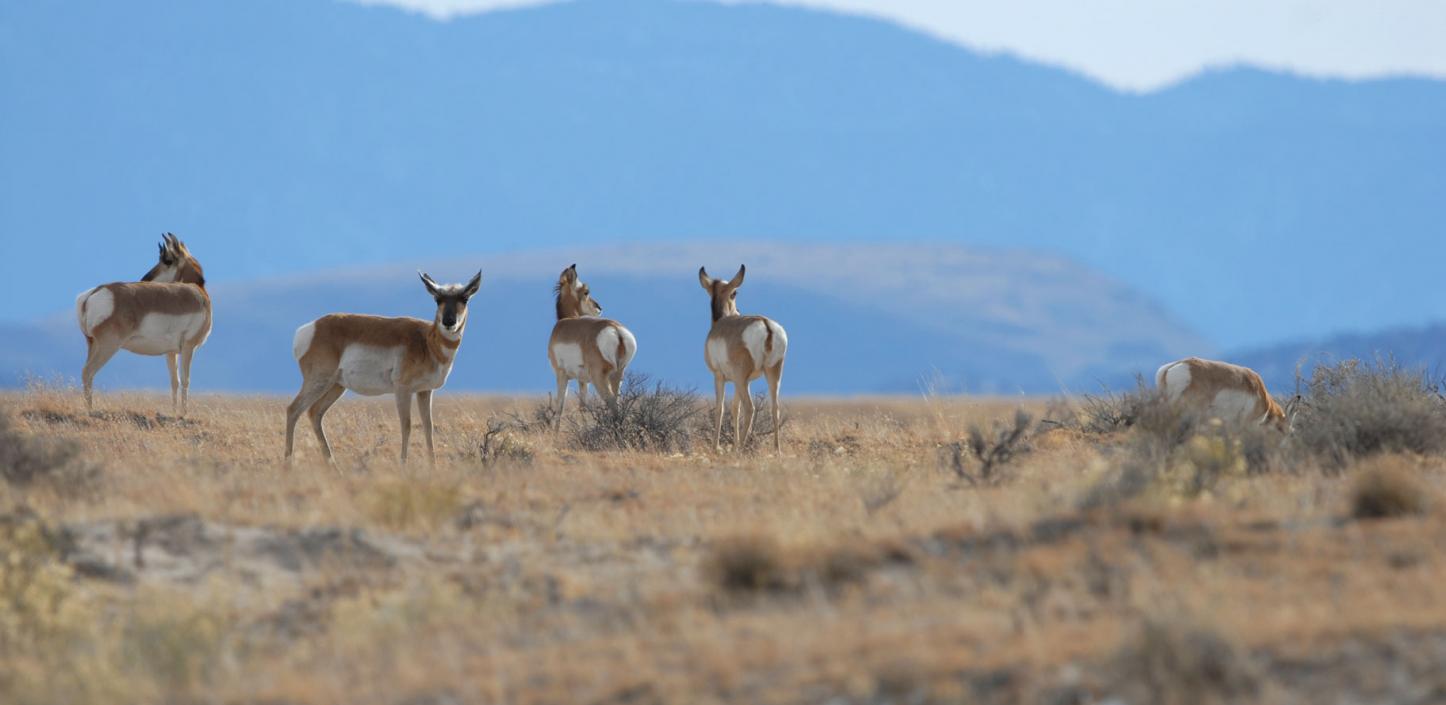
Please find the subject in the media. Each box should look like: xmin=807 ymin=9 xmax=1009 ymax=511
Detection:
xmin=698 ymin=265 xmax=788 ymax=452
xmin=1156 ymin=357 xmax=1294 ymax=430
xmin=285 ymin=271 xmax=481 ymax=464
xmin=75 ymin=234 xmax=211 ymax=415
xmin=547 ymin=264 xmax=638 ymax=427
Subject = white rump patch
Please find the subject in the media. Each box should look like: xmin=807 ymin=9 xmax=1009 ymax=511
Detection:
xmin=740 ymin=321 xmax=770 ymax=369
xmin=292 ymin=321 xmax=317 ymax=361
xmin=77 ymin=288 xmax=114 ymax=336
xmin=552 ymin=342 xmax=585 ymax=379
xmin=1158 ymin=362 xmax=1191 ymax=402
xmin=764 ymin=320 xmax=787 ymax=368
xmin=596 ymin=326 xmax=638 ymax=369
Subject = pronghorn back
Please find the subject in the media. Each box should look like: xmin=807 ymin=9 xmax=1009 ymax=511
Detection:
xmin=1157 ymin=357 xmax=1285 ymax=427
xmin=706 ymin=315 xmax=786 ymax=380
xmin=293 ymin=313 xmax=451 ymax=384
xmin=76 ymin=282 xmax=211 ymax=350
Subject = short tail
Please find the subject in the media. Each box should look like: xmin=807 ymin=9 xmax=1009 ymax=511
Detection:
xmin=604 ymin=325 xmax=637 ymax=369
xmin=292 ymin=321 xmax=318 ymax=362
xmin=764 ymin=320 xmax=788 ymax=368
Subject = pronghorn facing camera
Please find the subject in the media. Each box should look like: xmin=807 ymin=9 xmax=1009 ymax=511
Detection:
xmin=1156 ymin=357 xmax=1295 ymax=431
xmin=547 ymin=264 xmax=638 ymax=428
xmin=75 ymin=233 xmax=211 ymax=414
xmin=698 ymin=265 xmax=788 ymax=452
xmin=285 ymin=271 xmax=482 ymax=464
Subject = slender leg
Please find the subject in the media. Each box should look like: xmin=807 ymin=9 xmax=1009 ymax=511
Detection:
xmin=417 ymin=390 xmax=435 ymax=465
xmin=712 ymin=376 xmax=726 ymax=452
xmin=178 ymin=345 xmax=196 ymax=417
xmin=395 ymin=392 xmax=413 ymax=463
xmin=609 ymin=369 xmax=623 ymax=399
xmin=591 ymin=370 xmax=617 ymax=412
xmin=737 ymin=379 xmax=756 ymax=453
xmin=82 ymin=338 xmax=122 ymax=413
xmin=166 ymin=352 xmax=179 ymax=413
xmin=766 ymin=361 xmax=784 ymax=453
xmin=307 ymin=384 xmax=346 ymax=460
xmin=286 ymin=376 xmax=336 ymax=461
xmin=553 ymin=371 xmax=569 ymax=432
xmin=577 ymin=380 xmax=589 ymax=409
xmin=730 ymin=385 xmax=744 ymax=451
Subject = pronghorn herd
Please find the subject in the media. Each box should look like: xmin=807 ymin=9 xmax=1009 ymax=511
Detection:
xmin=76 ymin=236 xmax=1301 ymax=462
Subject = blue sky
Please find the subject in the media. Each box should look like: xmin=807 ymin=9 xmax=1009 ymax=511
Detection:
xmin=351 ymin=0 xmax=1446 ymax=90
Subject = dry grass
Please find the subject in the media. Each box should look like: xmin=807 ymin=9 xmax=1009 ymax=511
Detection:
xmin=0 ymin=380 xmax=1443 ymax=704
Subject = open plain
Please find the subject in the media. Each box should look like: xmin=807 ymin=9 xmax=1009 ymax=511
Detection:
xmin=2 ymin=375 xmax=1444 ymax=705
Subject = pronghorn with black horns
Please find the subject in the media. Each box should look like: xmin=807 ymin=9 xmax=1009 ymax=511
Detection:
xmin=547 ymin=264 xmax=638 ymax=428
xmin=698 ymin=265 xmax=787 ymax=452
xmin=285 ymin=271 xmax=481 ymax=464
xmin=75 ymin=233 xmax=211 ymax=415
xmin=1156 ymin=357 xmax=1300 ymax=431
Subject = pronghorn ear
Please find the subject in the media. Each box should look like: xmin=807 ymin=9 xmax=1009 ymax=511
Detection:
xmin=698 ymin=267 xmax=713 ymax=292
xmin=727 ymin=264 xmax=746 ymax=288
xmin=418 ymin=271 xmax=441 ymax=296
xmin=463 ymin=270 xmax=483 ymax=298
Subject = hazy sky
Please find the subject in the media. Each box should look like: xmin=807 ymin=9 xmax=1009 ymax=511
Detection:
xmin=350 ymin=0 xmax=1446 ymax=90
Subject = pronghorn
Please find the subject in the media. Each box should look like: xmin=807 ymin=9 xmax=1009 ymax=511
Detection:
xmin=1156 ymin=357 xmax=1295 ymax=431
xmin=698 ymin=265 xmax=787 ymax=452
xmin=75 ymin=234 xmax=211 ymax=415
xmin=547 ymin=264 xmax=638 ymax=427
xmin=284 ymin=271 xmax=481 ymax=464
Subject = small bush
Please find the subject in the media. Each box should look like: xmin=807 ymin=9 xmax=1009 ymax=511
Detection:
xmin=1350 ymin=458 xmax=1429 ymax=520
xmin=1077 ymin=377 xmax=1154 ymax=434
xmin=1106 ymin=616 xmax=1260 ymax=705
xmin=477 ymin=419 xmax=534 ymax=467
xmin=1294 ymin=359 xmax=1446 ymax=467
xmin=941 ymin=409 xmax=1035 ymax=485
xmin=0 ymin=411 xmax=98 ymax=493
xmin=572 ymin=373 xmax=704 ymax=453
xmin=703 ymin=535 xmax=789 ymax=595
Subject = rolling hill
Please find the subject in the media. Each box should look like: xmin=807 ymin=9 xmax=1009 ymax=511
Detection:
xmin=1 ymin=0 xmax=1444 ymax=350
xmin=1 ymin=244 xmax=1209 ymax=395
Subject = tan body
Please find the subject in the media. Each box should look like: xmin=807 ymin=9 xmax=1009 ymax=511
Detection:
xmin=75 ymin=234 xmax=210 ymax=415
xmin=699 ymin=266 xmax=788 ymax=452
xmin=284 ymin=272 xmax=481 ymax=464
xmin=547 ymin=265 xmax=637 ymax=427
xmin=1156 ymin=357 xmax=1287 ymax=430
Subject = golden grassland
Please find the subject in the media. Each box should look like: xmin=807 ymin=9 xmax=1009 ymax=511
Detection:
xmin=1 ymin=384 xmax=1444 ymax=704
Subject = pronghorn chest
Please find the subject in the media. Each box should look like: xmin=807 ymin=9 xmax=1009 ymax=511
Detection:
xmin=336 ymin=344 xmax=453 ymax=396
xmin=121 ymin=312 xmax=210 ymax=356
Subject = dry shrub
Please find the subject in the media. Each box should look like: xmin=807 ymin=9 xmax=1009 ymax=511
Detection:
xmin=572 ymin=373 xmax=704 ymax=452
xmin=1350 ymin=456 xmax=1430 ymax=520
xmin=364 ymin=480 xmax=463 ymax=532
xmin=0 ymin=411 xmax=98 ymax=494
xmin=703 ymin=535 xmax=789 ymax=595
xmin=1076 ymin=377 xmax=1154 ymax=434
xmin=703 ymin=535 xmax=876 ymax=599
xmin=1105 ymin=616 xmax=1260 ymax=705
xmin=1295 ymin=359 xmax=1446 ymax=467
xmin=477 ymin=419 xmax=534 ymax=467
xmin=940 ymin=409 xmax=1035 ymax=485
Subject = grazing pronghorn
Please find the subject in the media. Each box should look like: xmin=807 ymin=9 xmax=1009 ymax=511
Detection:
xmin=1156 ymin=357 xmax=1294 ymax=430
xmin=547 ymin=264 xmax=638 ymax=427
xmin=284 ymin=271 xmax=481 ymax=464
xmin=74 ymin=234 xmax=211 ymax=415
xmin=698 ymin=265 xmax=788 ymax=452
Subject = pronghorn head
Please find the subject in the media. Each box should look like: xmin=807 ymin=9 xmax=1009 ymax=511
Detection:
xmin=1281 ymin=393 xmax=1307 ymax=433
xmin=698 ymin=265 xmax=745 ymax=322
xmin=419 ymin=270 xmax=483 ymax=340
xmin=142 ymin=233 xmax=205 ymax=287
xmin=554 ymin=264 xmax=602 ymax=320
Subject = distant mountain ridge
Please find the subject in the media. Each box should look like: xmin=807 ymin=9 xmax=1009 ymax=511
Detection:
xmin=0 ymin=244 xmax=1209 ymax=395
xmin=1231 ymin=323 xmax=1446 ymax=390
xmin=2 ymin=0 xmax=1445 ymax=349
